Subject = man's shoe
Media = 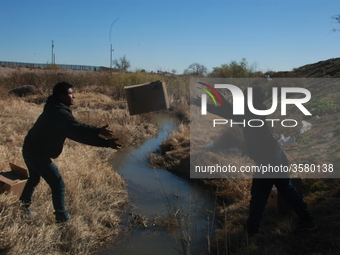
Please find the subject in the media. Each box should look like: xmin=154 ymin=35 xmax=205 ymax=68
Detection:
xmin=22 ymin=207 xmax=37 ymax=218
xmin=23 ymin=207 xmax=32 ymax=215
xmin=56 ymin=216 xmax=70 ymax=224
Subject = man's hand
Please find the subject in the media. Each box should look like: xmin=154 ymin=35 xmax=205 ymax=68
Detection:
xmin=109 ymin=138 xmax=121 ymax=149
xmin=99 ymin=124 xmax=114 ymax=138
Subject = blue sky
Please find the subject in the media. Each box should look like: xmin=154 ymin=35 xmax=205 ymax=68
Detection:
xmin=1 ymin=0 xmax=340 ymax=73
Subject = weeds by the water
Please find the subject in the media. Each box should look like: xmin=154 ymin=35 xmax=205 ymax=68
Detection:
xmin=2 ymin=66 xmax=340 ymax=254
xmin=151 ymin=167 xmax=218 ymax=255
xmin=0 ymin=70 xmax=167 ymax=254
xmin=150 ymin=76 xmax=340 ymax=254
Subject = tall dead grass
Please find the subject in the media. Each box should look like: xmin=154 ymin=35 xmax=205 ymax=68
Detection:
xmin=151 ymin=80 xmax=340 ymax=254
xmin=0 ymin=88 xmax=159 ymax=254
xmin=0 ymin=68 xmax=175 ymax=100
xmin=150 ymin=124 xmax=190 ymax=177
xmin=0 ymin=68 xmax=193 ymax=254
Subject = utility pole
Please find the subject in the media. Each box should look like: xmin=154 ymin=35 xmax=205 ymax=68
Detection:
xmin=51 ymin=40 xmax=54 ymax=65
xmin=109 ymin=18 xmax=119 ymax=68
xmin=110 ymin=44 xmax=114 ymax=68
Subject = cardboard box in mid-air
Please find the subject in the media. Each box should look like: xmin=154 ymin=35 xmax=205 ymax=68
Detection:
xmin=124 ymin=80 xmax=170 ymax=115
xmin=0 ymin=163 xmax=29 ymax=198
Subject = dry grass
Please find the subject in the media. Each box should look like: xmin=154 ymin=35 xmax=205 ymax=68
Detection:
xmin=0 ymin=88 xmax=160 ymax=254
xmin=3 ymin=67 xmax=340 ymax=254
xmin=152 ymin=119 xmax=340 ymax=254
xmin=150 ymin=79 xmax=340 ymax=254
xmin=150 ymin=124 xmax=190 ymax=177
xmin=0 ymin=68 xmax=185 ymax=101
xmin=0 ymin=67 xmax=191 ymax=255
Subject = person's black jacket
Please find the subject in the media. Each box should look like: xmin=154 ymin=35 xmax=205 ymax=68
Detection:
xmin=205 ymin=96 xmax=278 ymax=163
xmin=23 ymin=95 xmax=110 ymax=158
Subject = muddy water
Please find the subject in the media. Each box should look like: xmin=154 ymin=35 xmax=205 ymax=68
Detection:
xmin=98 ymin=115 xmax=217 ymax=255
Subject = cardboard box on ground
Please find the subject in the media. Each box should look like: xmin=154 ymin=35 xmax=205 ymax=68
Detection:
xmin=124 ymin=80 xmax=170 ymax=115
xmin=0 ymin=163 xmax=29 ymax=198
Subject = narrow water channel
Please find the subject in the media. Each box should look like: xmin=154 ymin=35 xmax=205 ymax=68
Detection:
xmin=98 ymin=115 xmax=217 ymax=255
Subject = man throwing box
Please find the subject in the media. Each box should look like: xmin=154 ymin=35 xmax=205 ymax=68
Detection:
xmin=20 ymin=82 xmax=121 ymax=223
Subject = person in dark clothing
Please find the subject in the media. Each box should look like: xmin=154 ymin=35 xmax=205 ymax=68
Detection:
xmin=20 ymin=82 xmax=121 ymax=223
xmin=196 ymin=85 xmax=315 ymax=234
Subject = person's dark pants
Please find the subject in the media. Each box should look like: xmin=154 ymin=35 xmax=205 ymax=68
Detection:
xmin=246 ymin=145 xmax=313 ymax=232
xmin=246 ymin=178 xmax=314 ymax=232
xmin=20 ymin=151 xmax=69 ymax=222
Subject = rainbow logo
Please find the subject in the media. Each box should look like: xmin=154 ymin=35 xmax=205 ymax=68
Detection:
xmin=196 ymin=82 xmax=223 ymax=106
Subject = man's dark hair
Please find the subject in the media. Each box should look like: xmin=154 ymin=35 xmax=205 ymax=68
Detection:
xmin=53 ymin=82 xmax=73 ymax=97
